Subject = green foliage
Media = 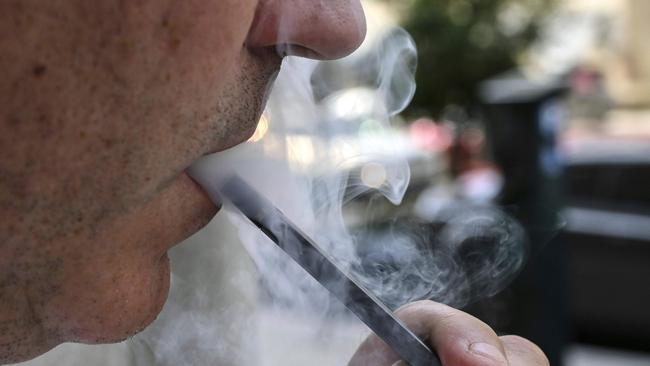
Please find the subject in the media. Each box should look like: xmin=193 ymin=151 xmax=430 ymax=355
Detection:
xmin=400 ymin=0 xmax=553 ymax=117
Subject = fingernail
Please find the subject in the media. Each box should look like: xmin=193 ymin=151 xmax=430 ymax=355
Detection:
xmin=469 ymin=342 xmax=507 ymax=365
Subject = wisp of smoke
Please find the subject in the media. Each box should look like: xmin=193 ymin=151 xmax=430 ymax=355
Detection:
xmin=352 ymin=205 xmax=527 ymax=310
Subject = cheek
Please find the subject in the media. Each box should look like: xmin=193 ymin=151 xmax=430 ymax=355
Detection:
xmin=159 ymin=0 xmax=256 ymax=90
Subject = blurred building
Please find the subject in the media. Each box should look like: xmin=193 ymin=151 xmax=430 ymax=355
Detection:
xmin=534 ymin=0 xmax=650 ymax=107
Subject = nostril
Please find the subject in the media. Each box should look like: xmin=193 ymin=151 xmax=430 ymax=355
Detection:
xmin=276 ymin=43 xmax=326 ymax=60
xmin=275 ymin=44 xmax=289 ymax=58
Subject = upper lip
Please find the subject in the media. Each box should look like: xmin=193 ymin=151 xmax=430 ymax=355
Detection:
xmin=201 ymin=51 xmax=282 ymax=158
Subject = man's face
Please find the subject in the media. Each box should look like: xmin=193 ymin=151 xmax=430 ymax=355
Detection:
xmin=0 ymin=0 xmax=365 ymax=362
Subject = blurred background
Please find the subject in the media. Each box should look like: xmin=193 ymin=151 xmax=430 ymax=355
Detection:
xmin=353 ymin=0 xmax=650 ymax=365
xmin=14 ymin=1 xmax=650 ymax=366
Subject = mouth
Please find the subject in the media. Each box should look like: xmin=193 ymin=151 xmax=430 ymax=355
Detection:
xmin=159 ymin=49 xmax=284 ymax=250
xmin=183 ymin=170 xmax=221 ymax=222
xmin=152 ymin=172 xmax=219 ymax=256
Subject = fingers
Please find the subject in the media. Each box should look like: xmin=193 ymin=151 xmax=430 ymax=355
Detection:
xmin=349 ymin=300 xmax=508 ymax=366
xmin=349 ymin=300 xmax=549 ymax=366
xmin=397 ymin=301 xmax=508 ymax=366
xmin=501 ymin=335 xmax=549 ymax=366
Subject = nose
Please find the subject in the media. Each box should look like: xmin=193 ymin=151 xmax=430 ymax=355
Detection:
xmin=247 ymin=0 xmax=367 ymax=60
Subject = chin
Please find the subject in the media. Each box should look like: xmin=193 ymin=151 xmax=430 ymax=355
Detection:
xmin=128 ymin=253 xmax=172 ymax=338
xmin=60 ymin=254 xmax=172 ymax=345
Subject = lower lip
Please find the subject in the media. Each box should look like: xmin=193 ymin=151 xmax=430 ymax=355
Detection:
xmin=183 ymin=170 xmax=221 ymax=215
xmin=161 ymin=172 xmax=220 ymax=252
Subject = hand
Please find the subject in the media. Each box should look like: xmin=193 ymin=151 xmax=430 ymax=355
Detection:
xmin=348 ymin=300 xmax=549 ymax=366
